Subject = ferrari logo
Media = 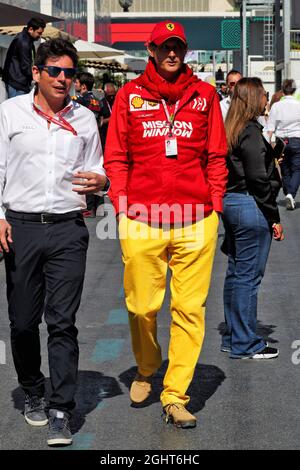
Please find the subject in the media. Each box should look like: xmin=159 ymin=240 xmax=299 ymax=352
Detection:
xmin=166 ymin=23 xmax=175 ymax=31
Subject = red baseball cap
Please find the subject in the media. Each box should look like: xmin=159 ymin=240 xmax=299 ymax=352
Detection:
xmin=146 ymin=21 xmax=187 ymax=46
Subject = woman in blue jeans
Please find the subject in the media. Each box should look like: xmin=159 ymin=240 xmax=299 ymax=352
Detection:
xmin=221 ymin=77 xmax=284 ymax=359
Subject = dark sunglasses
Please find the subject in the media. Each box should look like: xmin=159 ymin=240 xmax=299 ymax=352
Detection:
xmin=37 ymin=65 xmax=77 ymax=79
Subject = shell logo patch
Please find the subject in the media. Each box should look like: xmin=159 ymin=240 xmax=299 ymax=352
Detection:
xmin=129 ymin=94 xmax=160 ymax=111
xmin=166 ymin=23 xmax=175 ymax=31
xmin=131 ymin=96 xmax=144 ymax=109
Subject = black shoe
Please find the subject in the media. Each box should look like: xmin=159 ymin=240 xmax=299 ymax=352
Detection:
xmin=47 ymin=409 xmax=72 ymax=446
xmin=250 ymin=346 xmax=279 ymax=359
xmin=24 ymin=394 xmax=48 ymax=426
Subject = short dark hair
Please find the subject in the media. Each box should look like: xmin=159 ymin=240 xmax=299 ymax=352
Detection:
xmin=282 ymin=79 xmax=296 ymax=96
xmin=77 ymin=72 xmax=95 ymax=91
xmin=226 ymin=69 xmax=241 ymax=82
xmin=227 ymin=69 xmax=241 ymax=77
xmin=35 ymin=38 xmax=78 ymax=68
xmin=27 ymin=17 xmax=46 ymax=31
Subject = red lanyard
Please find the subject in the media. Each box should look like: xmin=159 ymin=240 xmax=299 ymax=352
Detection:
xmin=33 ymin=103 xmax=78 ymax=136
xmin=161 ymin=100 xmax=180 ymax=137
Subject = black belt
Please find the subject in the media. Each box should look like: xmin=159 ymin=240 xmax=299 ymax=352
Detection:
xmin=6 ymin=209 xmax=83 ymax=224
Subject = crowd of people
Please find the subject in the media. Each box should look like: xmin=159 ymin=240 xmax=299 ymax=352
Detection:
xmin=0 ymin=18 xmax=298 ymax=447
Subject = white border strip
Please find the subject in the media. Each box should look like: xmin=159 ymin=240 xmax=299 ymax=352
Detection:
xmin=111 ymin=12 xmax=242 ymax=18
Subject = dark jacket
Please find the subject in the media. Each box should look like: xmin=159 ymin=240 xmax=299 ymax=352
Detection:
xmin=3 ymin=28 xmax=35 ymax=93
xmin=72 ymin=91 xmax=101 ymax=120
xmin=226 ymin=120 xmax=281 ymax=224
xmin=99 ymin=96 xmax=114 ymax=148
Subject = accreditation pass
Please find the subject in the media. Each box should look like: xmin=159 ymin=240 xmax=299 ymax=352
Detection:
xmin=165 ymin=136 xmax=178 ymax=157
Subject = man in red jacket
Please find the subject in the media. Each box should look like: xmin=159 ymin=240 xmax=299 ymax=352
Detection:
xmin=105 ymin=21 xmax=228 ymax=428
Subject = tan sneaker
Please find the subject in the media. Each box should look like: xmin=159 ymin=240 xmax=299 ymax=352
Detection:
xmin=163 ymin=403 xmax=197 ymax=428
xmin=130 ymin=373 xmax=152 ymax=404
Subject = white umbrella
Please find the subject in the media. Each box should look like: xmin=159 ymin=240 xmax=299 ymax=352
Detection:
xmin=74 ymin=39 xmax=124 ymax=59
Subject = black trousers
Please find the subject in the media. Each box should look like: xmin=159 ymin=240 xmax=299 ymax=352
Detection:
xmin=281 ymin=138 xmax=300 ymax=198
xmin=4 ymin=214 xmax=89 ymax=412
xmin=86 ymin=194 xmax=103 ymax=211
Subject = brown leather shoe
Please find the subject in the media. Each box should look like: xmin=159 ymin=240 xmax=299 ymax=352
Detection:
xmin=163 ymin=403 xmax=197 ymax=428
xmin=130 ymin=373 xmax=152 ymax=404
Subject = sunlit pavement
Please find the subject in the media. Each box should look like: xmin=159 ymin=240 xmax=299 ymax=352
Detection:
xmin=0 ymin=193 xmax=300 ymax=450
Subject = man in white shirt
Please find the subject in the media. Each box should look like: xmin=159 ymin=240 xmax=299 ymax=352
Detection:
xmin=0 ymin=38 xmax=109 ymax=446
xmin=220 ymin=69 xmax=242 ymax=121
xmin=0 ymin=68 xmax=7 ymax=104
xmin=267 ymin=79 xmax=300 ymax=210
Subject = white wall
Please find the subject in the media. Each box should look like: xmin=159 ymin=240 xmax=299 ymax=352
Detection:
xmin=87 ymin=0 xmax=95 ymax=43
xmin=291 ymin=59 xmax=300 ymax=87
xmin=40 ymin=0 xmax=52 ymax=15
xmin=208 ymin=0 xmax=234 ymax=11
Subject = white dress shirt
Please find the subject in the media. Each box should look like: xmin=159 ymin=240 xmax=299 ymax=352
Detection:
xmin=267 ymin=95 xmax=300 ymax=138
xmin=0 ymin=89 xmax=107 ymax=219
xmin=0 ymin=79 xmax=7 ymax=104
xmin=220 ymin=96 xmax=231 ymax=121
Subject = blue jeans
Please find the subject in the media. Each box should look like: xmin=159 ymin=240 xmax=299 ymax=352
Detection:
xmin=6 ymin=85 xmax=26 ymax=99
xmin=221 ymin=193 xmax=272 ymax=358
xmin=281 ymin=138 xmax=300 ymax=198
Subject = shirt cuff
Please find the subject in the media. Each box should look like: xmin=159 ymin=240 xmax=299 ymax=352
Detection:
xmin=211 ymin=196 xmax=223 ymax=213
xmin=0 ymin=207 xmax=5 ymax=219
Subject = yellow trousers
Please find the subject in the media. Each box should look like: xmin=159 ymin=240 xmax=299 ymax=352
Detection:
xmin=119 ymin=211 xmax=219 ymax=407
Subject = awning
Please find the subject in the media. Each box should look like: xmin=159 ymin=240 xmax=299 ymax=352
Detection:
xmin=104 ymin=53 xmax=147 ymax=73
xmin=81 ymin=59 xmax=129 ymax=72
xmin=75 ymin=39 xmax=124 ymax=59
xmin=0 ymin=24 xmax=76 ymax=43
xmin=0 ymin=2 xmax=61 ymax=27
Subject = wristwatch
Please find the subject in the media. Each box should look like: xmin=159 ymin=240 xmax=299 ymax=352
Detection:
xmin=102 ymin=177 xmax=110 ymax=193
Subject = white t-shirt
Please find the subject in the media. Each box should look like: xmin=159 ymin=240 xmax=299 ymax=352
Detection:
xmin=267 ymin=95 xmax=300 ymax=138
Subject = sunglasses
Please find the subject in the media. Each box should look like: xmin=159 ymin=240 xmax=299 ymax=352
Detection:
xmin=37 ymin=65 xmax=77 ymax=79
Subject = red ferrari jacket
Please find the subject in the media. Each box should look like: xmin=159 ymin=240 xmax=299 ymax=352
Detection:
xmin=104 ymin=77 xmax=228 ymax=223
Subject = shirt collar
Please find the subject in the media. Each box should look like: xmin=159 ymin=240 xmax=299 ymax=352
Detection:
xmin=255 ymin=119 xmax=263 ymax=130
xmin=30 ymin=87 xmax=75 ymax=116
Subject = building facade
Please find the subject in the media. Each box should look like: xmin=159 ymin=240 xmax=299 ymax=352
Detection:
xmin=52 ymin=0 xmax=88 ymax=40
xmin=106 ymin=0 xmax=235 ymax=13
xmin=0 ymin=0 xmax=111 ymax=44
